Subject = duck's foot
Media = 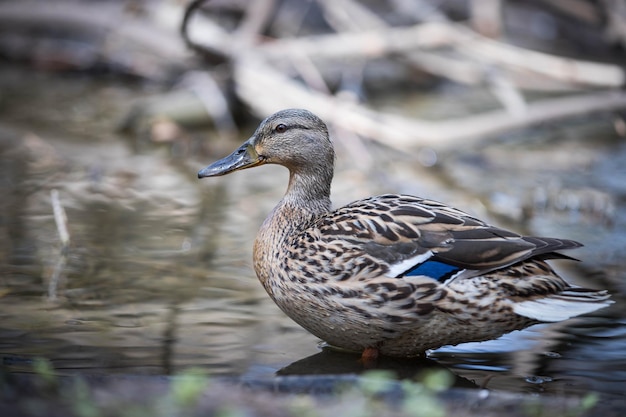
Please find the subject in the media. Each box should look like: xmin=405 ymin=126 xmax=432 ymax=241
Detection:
xmin=359 ymin=347 xmax=380 ymax=368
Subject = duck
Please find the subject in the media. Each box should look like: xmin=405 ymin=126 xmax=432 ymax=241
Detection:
xmin=198 ymin=108 xmax=613 ymax=359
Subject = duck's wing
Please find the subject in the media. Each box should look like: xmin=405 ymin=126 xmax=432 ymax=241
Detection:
xmin=311 ymin=194 xmax=581 ymax=284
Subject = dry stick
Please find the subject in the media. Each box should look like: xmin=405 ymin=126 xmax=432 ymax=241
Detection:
xmin=470 ymin=0 xmax=503 ymax=37
xmin=234 ymin=0 xmax=277 ymax=42
xmin=406 ymin=50 xmax=486 ymax=85
xmin=455 ymin=24 xmax=626 ymax=88
xmin=486 ymin=69 xmax=528 ymax=117
xmin=284 ymin=1 xmax=373 ymax=163
xmin=258 ymin=22 xmax=456 ymax=60
xmin=49 ymin=189 xmax=70 ymax=301
xmin=289 ymin=49 xmax=335 ymax=96
xmin=604 ymin=0 xmax=626 ymax=49
xmin=180 ymin=1 xmax=624 ymax=90
xmin=235 ymin=57 xmax=626 ymax=150
xmin=179 ymin=71 xmax=239 ymax=141
xmin=181 ymin=0 xmax=233 ymax=58
xmin=317 ymin=0 xmax=386 ymax=32
xmin=257 ymin=21 xmax=625 ymax=89
xmin=317 ymin=0 xmax=524 ymax=114
xmin=542 ymin=0 xmax=603 ymax=24
xmin=181 ymin=0 xmax=626 ymax=147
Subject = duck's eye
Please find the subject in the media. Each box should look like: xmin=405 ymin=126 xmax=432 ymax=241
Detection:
xmin=275 ymin=124 xmax=287 ymax=133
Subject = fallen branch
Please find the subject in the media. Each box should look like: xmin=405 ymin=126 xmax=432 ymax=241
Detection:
xmin=236 ymin=57 xmax=626 ymax=150
xmin=455 ymin=25 xmax=626 ymax=88
xmin=258 ymin=22 xmax=457 ymax=62
xmin=258 ymin=22 xmax=625 ymax=90
xmin=179 ymin=1 xmax=626 ymax=149
xmin=179 ymin=0 xmax=625 ymax=96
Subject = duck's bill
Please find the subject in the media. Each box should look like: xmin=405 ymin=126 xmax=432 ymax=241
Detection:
xmin=198 ymin=140 xmax=265 ymax=178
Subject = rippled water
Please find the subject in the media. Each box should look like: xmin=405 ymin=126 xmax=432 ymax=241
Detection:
xmin=1 ymin=66 xmax=624 ymax=399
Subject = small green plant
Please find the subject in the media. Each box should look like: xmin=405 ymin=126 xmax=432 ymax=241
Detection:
xmin=68 ymin=378 xmax=101 ymax=417
xmin=420 ymin=369 xmax=454 ymax=392
xmin=579 ymin=392 xmax=598 ymax=411
xmin=565 ymin=392 xmax=599 ymax=417
xmin=170 ymin=368 xmax=210 ymax=408
xmin=214 ymin=405 xmax=250 ymax=417
xmin=352 ymin=368 xmax=454 ymax=417
xmin=359 ymin=370 xmax=396 ymax=396
xmin=32 ymin=357 xmax=56 ymax=388
xmin=401 ymin=370 xmax=453 ymax=417
xmin=288 ymin=395 xmax=321 ymax=417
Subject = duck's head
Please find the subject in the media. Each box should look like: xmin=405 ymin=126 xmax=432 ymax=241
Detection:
xmin=198 ymin=109 xmax=334 ymax=182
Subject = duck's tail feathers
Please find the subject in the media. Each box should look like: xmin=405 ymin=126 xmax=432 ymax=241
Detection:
xmin=512 ymin=288 xmax=613 ymax=322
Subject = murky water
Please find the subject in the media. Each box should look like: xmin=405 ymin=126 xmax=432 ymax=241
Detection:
xmin=1 ymin=66 xmax=624 ymax=399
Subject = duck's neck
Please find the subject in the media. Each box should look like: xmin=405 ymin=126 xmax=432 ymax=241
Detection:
xmin=252 ymin=169 xmax=332 ymax=290
xmin=283 ymin=169 xmax=332 ymax=214
xmin=266 ymin=169 xmax=333 ymax=237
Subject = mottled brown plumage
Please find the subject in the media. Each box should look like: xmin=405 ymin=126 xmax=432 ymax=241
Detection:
xmin=198 ymin=109 xmax=612 ymax=357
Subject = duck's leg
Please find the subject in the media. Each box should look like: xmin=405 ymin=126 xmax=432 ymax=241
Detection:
xmin=360 ymin=347 xmax=380 ymax=367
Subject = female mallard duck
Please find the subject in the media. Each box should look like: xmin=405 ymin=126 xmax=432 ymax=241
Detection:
xmin=198 ymin=109 xmax=612 ymax=358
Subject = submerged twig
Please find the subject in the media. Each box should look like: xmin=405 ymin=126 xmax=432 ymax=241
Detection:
xmin=51 ymin=189 xmax=70 ymax=249
xmin=49 ymin=189 xmax=70 ymax=301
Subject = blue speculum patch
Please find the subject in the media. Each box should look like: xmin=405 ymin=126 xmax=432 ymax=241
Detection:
xmin=404 ymin=260 xmax=461 ymax=281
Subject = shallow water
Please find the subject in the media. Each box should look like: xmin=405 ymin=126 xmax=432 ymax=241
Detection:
xmin=0 ymin=66 xmax=624 ymax=399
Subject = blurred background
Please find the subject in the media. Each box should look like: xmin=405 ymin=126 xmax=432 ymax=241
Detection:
xmin=0 ymin=0 xmax=625 ymax=403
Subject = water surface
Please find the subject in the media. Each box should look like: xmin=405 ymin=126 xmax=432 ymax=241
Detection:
xmin=1 ymin=66 xmax=624 ymax=399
